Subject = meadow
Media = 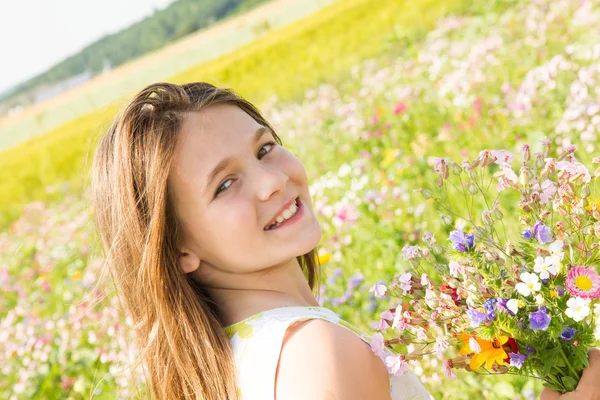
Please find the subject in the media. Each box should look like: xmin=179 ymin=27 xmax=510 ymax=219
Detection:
xmin=1 ymin=0 xmax=600 ymax=398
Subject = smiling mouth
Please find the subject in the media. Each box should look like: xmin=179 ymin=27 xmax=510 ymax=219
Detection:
xmin=264 ymin=197 xmax=301 ymax=231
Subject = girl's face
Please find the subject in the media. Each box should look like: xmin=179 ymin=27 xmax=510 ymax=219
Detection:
xmin=168 ymin=103 xmax=322 ymax=280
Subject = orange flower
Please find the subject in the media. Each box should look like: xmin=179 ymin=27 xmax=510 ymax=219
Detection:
xmin=459 ymin=333 xmax=508 ymax=371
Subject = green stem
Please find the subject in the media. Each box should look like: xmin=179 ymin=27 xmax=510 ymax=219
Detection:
xmin=559 ymin=348 xmax=580 ymax=382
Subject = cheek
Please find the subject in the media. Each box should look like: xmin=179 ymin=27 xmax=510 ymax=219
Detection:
xmin=206 ymin=201 xmax=257 ymax=238
xmin=282 ymin=151 xmax=307 ymax=181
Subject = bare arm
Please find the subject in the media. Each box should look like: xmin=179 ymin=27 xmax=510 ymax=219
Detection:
xmin=275 ymin=319 xmax=391 ymax=400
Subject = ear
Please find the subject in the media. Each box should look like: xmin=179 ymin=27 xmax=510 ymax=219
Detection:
xmin=178 ymin=250 xmax=200 ymax=274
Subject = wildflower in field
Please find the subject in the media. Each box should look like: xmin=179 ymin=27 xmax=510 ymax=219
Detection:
xmin=459 ymin=333 xmax=509 ymax=370
xmin=529 ymin=307 xmax=552 ymax=331
xmin=506 ymin=299 xmax=519 ymax=315
xmin=402 ymin=243 xmax=422 ymax=261
xmin=397 ymin=272 xmax=413 ymax=295
xmin=516 ymin=272 xmax=541 ymax=297
xmin=449 ymin=229 xmax=474 ymax=252
xmin=385 ymin=354 xmax=409 ymax=376
xmin=559 ymin=327 xmax=576 ymax=342
xmin=565 ymin=266 xmax=600 ymax=299
xmin=533 ymin=255 xmax=559 ymax=279
xmin=370 ymin=332 xmax=385 ymax=356
xmin=508 ymin=352 xmax=527 ymax=369
xmin=466 ymin=308 xmax=488 ymax=328
xmin=533 ymin=221 xmax=553 ymax=244
xmin=522 ymin=229 xmax=533 ymax=240
xmin=565 ymin=297 xmax=591 ymax=322
xmin=369 ymin=283 xmax=388 ymax=298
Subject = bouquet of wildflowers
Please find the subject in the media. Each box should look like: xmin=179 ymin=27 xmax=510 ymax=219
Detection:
xmin=368 ymin=139 xmax=600 ymax=393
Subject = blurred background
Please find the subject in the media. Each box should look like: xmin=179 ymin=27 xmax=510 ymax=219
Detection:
xmin=0 ymin=0 xmax=599 ymax=398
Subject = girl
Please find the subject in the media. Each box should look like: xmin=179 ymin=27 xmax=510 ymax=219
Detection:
xmin=90 ymin=81 xmax=600 ymax=399
xmin=90 ymin=81 xmax=429 ymax=399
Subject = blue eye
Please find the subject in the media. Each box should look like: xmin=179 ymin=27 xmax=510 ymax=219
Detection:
xmin=214 ymin=141 xmax=278 ymax=196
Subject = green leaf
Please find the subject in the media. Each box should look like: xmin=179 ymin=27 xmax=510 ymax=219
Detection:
xmin=541 ymin=348 xmax=560 ymax=376
xmin=561 ymin=376 xmax=578 ymax=392
xmin=542 ymin=381 xmax=565 ymax=392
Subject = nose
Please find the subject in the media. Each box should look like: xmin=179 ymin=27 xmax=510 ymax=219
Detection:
xmin=254 ymin=162 xmax=288 ymax=201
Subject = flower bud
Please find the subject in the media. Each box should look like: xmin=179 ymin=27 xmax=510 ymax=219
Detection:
xmin=467 ymin=169 xmax=478 ymax=180
xmin=440 ymin=214 xmax=453 ymax=226
xmin=518 ymin=168 xmax=530 ymax=187
xmin=452 ymin=163 xmax=462 ymax=175
xmin=421 ymin=189 xmax=432 ymax=199
xmin=493 ymin=209 xmax=503 ymax=220
xmin=581 ymin=186 xmax=591 ymax=198
xmin=467 ymin=182 xmax=478 ymax=195
xmin=535 ymin=156 xmax=545 ymax=169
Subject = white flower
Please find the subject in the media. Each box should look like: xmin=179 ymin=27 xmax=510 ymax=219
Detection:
xmin=594 ymin=303 xmax=600 ymax=317
xmin=549 ymin=240 xmax=564 ymax=258
xmin=469 ymin=337 xmax=481 ymax=354
xmin=535 ymin=294 xmax=545 ymax=305
xmin=565 ymin=297 xmax=591 ymax=322
xmin=533 ymin=256 xmax=559 ymax=279
xmin=506 ymin=299 xmax=519 ymax=315
xmin=515 ymin=272 xmax=541 ymax=297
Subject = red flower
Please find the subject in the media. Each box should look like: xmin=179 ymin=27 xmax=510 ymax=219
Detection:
xmin=502 ymin=337 xmax=519 ymax=362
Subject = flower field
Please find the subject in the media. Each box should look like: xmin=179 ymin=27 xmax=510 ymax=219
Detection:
xmin=1 ymin=0 xmax=600 ymax=398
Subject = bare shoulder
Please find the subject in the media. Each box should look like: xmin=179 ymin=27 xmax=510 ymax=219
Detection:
xmin=275 ymin=319 xmax=391 ymax=400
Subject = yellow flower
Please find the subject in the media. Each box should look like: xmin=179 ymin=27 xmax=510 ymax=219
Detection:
xmin=382 ymin=148 xmax=401 ymax=168
xmin=315 ymin=251 xmax=331 ymax=264
xmin=460 ymin=333 xmax=508 ymax=371
xmin=585 ymin=199 xmax=600 ymax=211
xmin=72 ymin=271 xmax=82 ymax=281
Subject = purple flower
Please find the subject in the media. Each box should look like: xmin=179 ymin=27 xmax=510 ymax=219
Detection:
xmin=348 ymin=272 xmax=364 ymax=289
xmin=559 ymin=327 xmax=576 ymax=342
xmin=326 ymin=267 xmax=343 ymax=285
xmin=466 ymin=308 xmax=488 ymax=328
xmin=449 ymin=229 xmax=475 ymax=252
xmin=522 ymin=229 xmax=533 ymax=240
xmin=557 ymin=286 xmax=566 ymax=296
xmin=508 ymin=352 xmax=527 ymax=369
xmin=529 ymin=307 xmax=551 ymax=331
xmin=533 ymin=221 xmax=552 ymax=244
xmin=484 ymin=299 xmax=497 ymax=320
xmin=496 ymin=298 xmax=507 ymax=311
xmin=525 ymin=345 xmax=536 ymax=355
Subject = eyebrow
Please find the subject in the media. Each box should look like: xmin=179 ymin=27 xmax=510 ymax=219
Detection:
xmin=204 ymin=126 xmax=273 ymax=195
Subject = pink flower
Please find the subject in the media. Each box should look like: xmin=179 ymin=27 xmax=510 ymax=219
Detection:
xmin=566 ymin=266 xmax=600 ymax=299
xmin=397 ymin=272 xmax=413 ymax=295
xmin=385 ymin=354 xmax=409 ymax=376
xmin=490 ymin=150 xmax=514 ymax=164
xmin=380 ymin=309 xmax=394 ymax=321
xmin=402 ymin=244 xmax=422 ymax=261
xmin=394 ymin=101 xmax=407 ymax=115
xmin=370 ymin=332 xmax=385 ymax=356
xmin=449 ymin=260 xmax=464 ymax=278
xmin=369 ymin=283 xmax=387 ymax=298
xmin=556 ymin=161 xmax=591 ymax=183
xmin=442 ymin=359 xmax=458 ymax=380
xmin=434 ymin=333 xmax=450 ymax=357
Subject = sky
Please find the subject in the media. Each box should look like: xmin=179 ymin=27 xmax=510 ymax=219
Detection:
xmin=0 ymin=0 xmax=176 ymax=94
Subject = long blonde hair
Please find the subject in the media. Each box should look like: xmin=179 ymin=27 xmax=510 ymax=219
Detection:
xmin=90 ymin=82 xmax=321 ymax=399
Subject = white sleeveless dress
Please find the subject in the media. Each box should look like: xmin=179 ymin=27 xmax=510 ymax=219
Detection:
xmin=223 ymin=305 xmax=431 ymax=399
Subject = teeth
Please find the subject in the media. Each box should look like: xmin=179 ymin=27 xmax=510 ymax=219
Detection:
xmin=266 ymin=199 xmax=298 ymax=230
